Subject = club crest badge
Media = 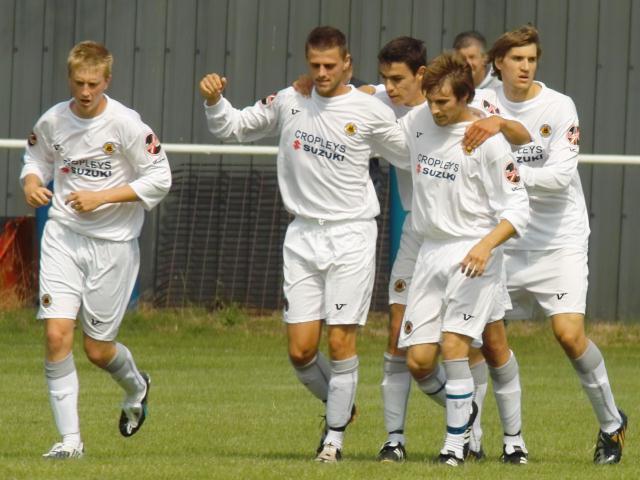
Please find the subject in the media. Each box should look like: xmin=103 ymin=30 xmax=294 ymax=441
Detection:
xmin=394 ymin=279 xmax=406 ymax=293
xmin=102 ymin=142 xmax=116 ymax=155
xmin=404 ymin=320 xmax=413 ymax=335
xmin=41 ymin=293 xmax=52 ymax=307
xmin=344 ymin=122 xmax=357 ymax=136
xmin=28 ymin=132 xmax=37 ymax=146
xmin=539 ymin=124 xmax=552 ymax=137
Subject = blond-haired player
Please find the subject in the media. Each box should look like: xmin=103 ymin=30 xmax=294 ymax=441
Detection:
xmin=21 ymin=41 xmax=171 ymax=458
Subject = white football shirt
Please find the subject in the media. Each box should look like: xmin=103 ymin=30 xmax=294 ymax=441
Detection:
xmin=398 ymin=103 xmax=530 ymax=241
xmin=496 ymin=82 xmax=589 ymax=250
xmin=373 ymin=84 xmax=415 ymax=211
xmin=205 ymin=86 xmax=408 ymax=221
xmin=21 ymin=95 xmax=172 ymax=241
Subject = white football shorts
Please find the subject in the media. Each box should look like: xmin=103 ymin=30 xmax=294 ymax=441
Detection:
xmin=38 ymin=220 xmax=139 ymax=341
xmin=388 ymin=212 xmax=422 ymax=305
xmin=504 ymin=247 xmax=588 ymax=319
xmin=283 ymin=217 xmax=377 ymax=326
xmin=398 ymin=238 xmax=507 ymax=349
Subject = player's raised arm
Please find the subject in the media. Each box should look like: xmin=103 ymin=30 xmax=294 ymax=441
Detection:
xmin=199 ymin=72 xmax=227 ymax=106
xmin=201 ymin=75 xmax=283 ymax=143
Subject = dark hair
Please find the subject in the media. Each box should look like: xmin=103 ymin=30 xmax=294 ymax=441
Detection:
xmin=423 ymin=51 xmax=475 ymax=103
xmin=453 ymin=30 xmax=487 ymax=50
xmin=305 ymin=26 xmax=348 ymax=58
xmin=377 ymin=36 xmax=427 ymax=74
xmin=488 ymin=25 xmax=542 ymax=80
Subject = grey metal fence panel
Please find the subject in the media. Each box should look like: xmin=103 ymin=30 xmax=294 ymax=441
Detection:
xmin=0 ymin=0 xmax=16 ymax=218
xmin=8 ymin=0 xmax=47 ymax=218
xmin=617 ymin=0 xmax=640 ymax=320
xmin=3 ymin=0 xmax=640 ymax=318
xmin=411 ymin=0 xmax=444 ymax=57
xmin=588 ymin=0 xmax=631 ymax=319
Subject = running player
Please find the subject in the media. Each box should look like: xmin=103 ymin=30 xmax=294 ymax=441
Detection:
xmin=370 ymin=37 xmax=531 ymax=463
xmin=454 ymin=31 xmax=501 ymax=90
xmin=200 ymin=26 xmax=408 ymax=463
xmin=21 ymin=41 xmax=171 ymax=458
xmin=396 ymin=51 xmax=529 ymax=467
xmin=486 ymin=25 xmax=627 ymax=465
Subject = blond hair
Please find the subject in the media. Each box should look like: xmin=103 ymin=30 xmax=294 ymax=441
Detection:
xmin=67 ymin=41 xmax=113 ymax=78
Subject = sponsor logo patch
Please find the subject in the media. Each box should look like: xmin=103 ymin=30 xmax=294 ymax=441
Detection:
xmin=482 ymin=99 xmax=500 ymax=115
xmin=394 ymin=279 xmax=406 ymax=293
xmin=539 ymin=124 xmax=552 ymax=137
xmin=102 ymin=142 xmax=116 ymax=155
xmin=567 ymin=125 xmax=580 ymax=146
xmin=344 ymin=122 xmax=357 ymax=136
xmin=28 ymin=132 xmax=37 ymax=146
xmin=41 ymin=293 xmax=52 ymax=307
xmin=404 ymin=320 xmax=413 ymax=335
xmin=504 ymin=160 xmax=521 ymax=184
xmin=260 ymin=93 xmax=277 ymax=106
xmin=145 ymin=133 xmax=162 ymax=155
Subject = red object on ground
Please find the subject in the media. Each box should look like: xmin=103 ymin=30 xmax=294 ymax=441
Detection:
xmin=0 ymin=217 xmax=36 ymax=308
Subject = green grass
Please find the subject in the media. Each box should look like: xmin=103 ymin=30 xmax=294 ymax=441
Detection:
xmin=0 ymin=308 xmax=638 ymax=479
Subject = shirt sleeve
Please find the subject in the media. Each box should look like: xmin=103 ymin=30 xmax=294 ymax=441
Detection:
xmin=20 ymin=123 xmax=54 ymax=186
xmin=124 ymin=121 xmax=172 ymax=211
xmin=482 ymin=139 xmax=530 ymax=237
xmin=369 ymin=108 xmax=410 ymax=170
xmin=518 ymin=98 xmax=580 ymax=192
xmin=203 ymin=89 xmax=284 ymax=143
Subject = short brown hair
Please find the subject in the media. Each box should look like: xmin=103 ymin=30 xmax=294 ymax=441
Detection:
xmin=423 ymin=51 xmax=475 ymax=104
xmin=67 ymin=41 xmax=113 ymax=78
xmin=489 ymin=25 xmax=542 ymax=80
xmin=377 ymin=36 xmax=427 ymax=74
xmin=305 ymin=26 xmax=348 ymax=58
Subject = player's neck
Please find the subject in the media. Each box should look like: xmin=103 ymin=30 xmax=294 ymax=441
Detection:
xmin=404 ymin=94 xmax=426 ymax=107
xmin=503 ymin=82 xmax=541 ymax=103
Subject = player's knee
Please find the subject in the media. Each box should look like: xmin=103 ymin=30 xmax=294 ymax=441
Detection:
xmin=83 ymin=341 xmax=111 ymax=368
xmin=406 ymin=351 xmax=436 ymax=378
xmin=553 ymin=326 xmax=585 ymax=352
xmin=288 ymin=346 xmax=318 ymax=366
xmin=45 ymin=329 xmax=69 ymax=357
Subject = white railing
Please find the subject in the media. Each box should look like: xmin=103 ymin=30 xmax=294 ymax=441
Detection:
xmin=0 ymin=138 xmax=638 ymax=164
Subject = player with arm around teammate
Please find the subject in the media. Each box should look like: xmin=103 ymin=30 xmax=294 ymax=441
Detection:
xmin=487 ymin=25 xmax=627 ymax=465
xmin=371 ymin=37 xmax=531 ymax=463
xmin=396 ymin=52 xmax=529 ymax=467
xmin=200 ymin=26 xmax=408 ymax=463
xmin=21 ymin=41 xmax=171 ymax=458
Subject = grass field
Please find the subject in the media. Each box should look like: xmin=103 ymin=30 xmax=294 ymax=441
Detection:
xmin=0 ymin=307 xmax=638 ymax=480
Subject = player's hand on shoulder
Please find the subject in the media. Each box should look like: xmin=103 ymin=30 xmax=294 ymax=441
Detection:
xmin=357 ymin=85 xmax=376 ymax=95
xmin=24 ymin=184 xmax=53 ymax=208
xmin=65 ymin=190 xmax=105 ymax=213
xmin=463 ymin=115 xmax=502 ymax=151
xmin=292 ymin=74 xmax=313 ymax=97
xmin=199 ymin=73 xmax=227 ymax=106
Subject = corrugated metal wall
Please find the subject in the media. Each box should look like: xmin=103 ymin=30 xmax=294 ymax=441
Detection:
xmin=1 ymin=0 xmax=639 ymax=318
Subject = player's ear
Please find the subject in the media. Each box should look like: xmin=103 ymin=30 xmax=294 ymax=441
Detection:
xmin=416 ymin=65 xmax=427 ymax=82
xmin=105 ymin=75 xmax=112 ymax=89
xmin=344 ymin=54 xmax=352 ymax=70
